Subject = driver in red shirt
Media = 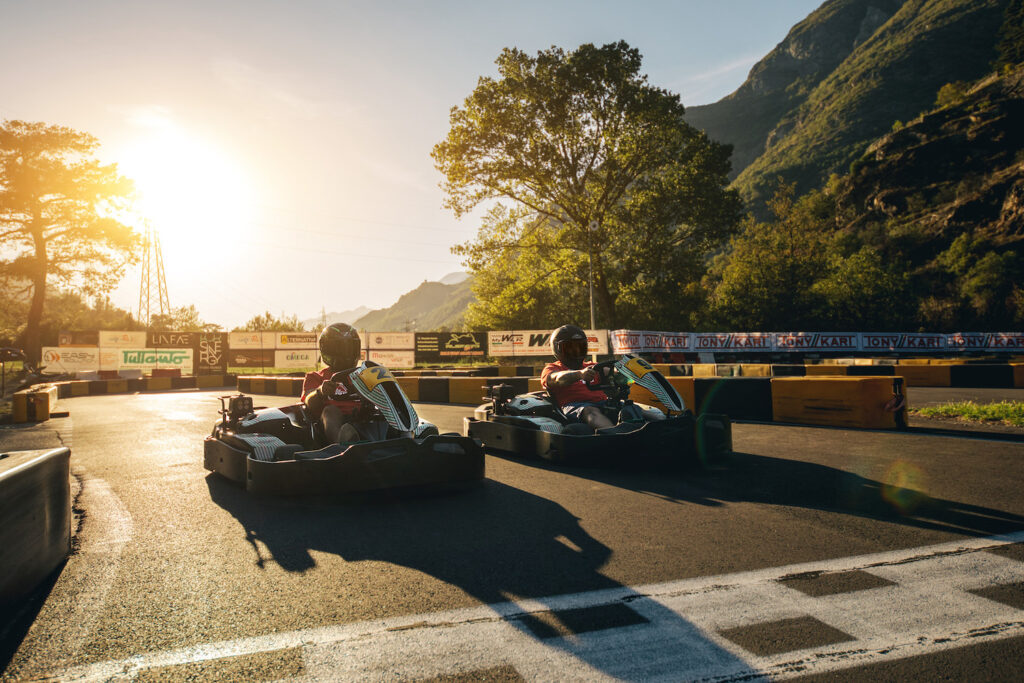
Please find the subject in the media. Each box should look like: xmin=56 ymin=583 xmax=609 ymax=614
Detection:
xmin=540 ymin=324 xmax=621 ymax=432
xmin=302 ymin=322 xmax=364 ymax=444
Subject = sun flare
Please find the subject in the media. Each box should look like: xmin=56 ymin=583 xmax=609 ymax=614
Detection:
xmin=118 ymin=122 xmax=254 ymax=251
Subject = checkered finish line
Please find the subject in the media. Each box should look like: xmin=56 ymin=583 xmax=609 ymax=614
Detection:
xmin=50 ymin=532 xmax=1024 ymax=682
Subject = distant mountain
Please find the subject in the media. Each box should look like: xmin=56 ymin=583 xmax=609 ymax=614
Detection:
xmin=438 ymin=271 xmax=470 ymax=285
xmin=685 ymin=0 xmax=1010 ymax=209
xmin=300 ymin=305 xmax=372 ymax=330
xmin=353 ymin=276 xmax=475 ymax=331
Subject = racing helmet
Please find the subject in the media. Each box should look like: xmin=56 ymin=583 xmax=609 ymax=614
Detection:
xmin=318 ymin=322 xmax=361 ymax=369
xmin=551 ymin=324 xmax=589 ymax=370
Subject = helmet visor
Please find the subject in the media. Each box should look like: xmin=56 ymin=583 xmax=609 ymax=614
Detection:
xmin=323 ymin=337 xmax=361 ymax=367
xmin=559 ymin=339 xmax=589 ymax=359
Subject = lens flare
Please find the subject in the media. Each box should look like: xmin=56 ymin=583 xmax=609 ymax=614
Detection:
xmin=881 ymin=460 xmax=928 ymax=514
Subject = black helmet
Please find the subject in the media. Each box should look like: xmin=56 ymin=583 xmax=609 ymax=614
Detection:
xmin=551 ymin=324 xmax=589 ymax=369
xmin=319 ymin=322 xmax=361 ymax=369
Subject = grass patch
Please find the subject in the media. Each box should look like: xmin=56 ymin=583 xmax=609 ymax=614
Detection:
xmin=914 ymin=401 xmax=1024 ymax=427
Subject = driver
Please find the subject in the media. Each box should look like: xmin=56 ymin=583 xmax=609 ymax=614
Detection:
xmin=540 ymin=324 xmax=627 ymax=433
xmin=302 ymin=322 xmax=364 ymax=444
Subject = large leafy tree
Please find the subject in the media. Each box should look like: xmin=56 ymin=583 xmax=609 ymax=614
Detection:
xmin=0 ymin=121 xmax=139 ymax=361
xmin=233 ymin=311 xmax=305 ymax=332
xmin=433 ymin=41 xmax=741 ymax=329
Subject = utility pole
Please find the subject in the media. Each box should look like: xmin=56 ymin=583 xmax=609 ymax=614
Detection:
xmin=137 ymin=221 xmax=170 ymax=326
xmin=588 ymin=220 xmax=597 ymax=361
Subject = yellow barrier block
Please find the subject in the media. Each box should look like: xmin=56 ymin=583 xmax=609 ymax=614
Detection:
xmin=1014 ymin=364 xmax=1024 ymax=388
xmin=650 ymin=364 xmax=674 ymax=376
xmin=739 ymin=364 xmax=772 ymax=377
xmin=898 ymin=358 xmax=931 ymax=365
xmin=106 ymin=379 xmax=128 ymax=394
xmin=771 ymin=377 xmax=905 ymax=429
xmin=249 ymin=377 xmax=266 ymax=395
xmin=396 ymin=376 xmax=420 ymax=401
xmin=196 ymin=375 xmax=225 ymax=388
xmin=30 ymin=386 xmax=57 ymax=420
xmin=528 ymin=378 xmax=542 ymax=393
xmin=894 ymin=364 xmax=951 ymax=387
xmin=448 ymin=377 xmax=486 ymax=405
xmin=146 ymin=376 xmax=172 ymax=391
xmin=71 ymin=381 xmax=90 ymax=397
xmin=12 ymin=391 xmax=29 ymax=423
xmin=692 ymin=364 xmax=717 ymax=377
xmin=804 ymin=364 xmax=849 ymax=376
xmin=498 ymin=366 xmax=516 ymax=377
xmin=276 ymin=377 xmax=294 ymax=396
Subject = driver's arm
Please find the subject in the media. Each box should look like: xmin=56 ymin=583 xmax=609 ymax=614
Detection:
xmin=302 ymin=379 xmax=337 ymax=414
xmin=547 ymin=367 xmax=597 ymax=387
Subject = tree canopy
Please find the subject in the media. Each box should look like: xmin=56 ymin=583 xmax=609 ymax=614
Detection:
xmin=0 ymin=120 xmax=138 ymax=360
xmin=433 ymin=41 xmax=741 ymax=329
xmin=233 ymin=311 xmax=305 ymax=332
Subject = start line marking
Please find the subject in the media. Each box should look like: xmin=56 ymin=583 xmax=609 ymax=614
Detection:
xmin=48 ymin=531 xmax=1024 ymax=682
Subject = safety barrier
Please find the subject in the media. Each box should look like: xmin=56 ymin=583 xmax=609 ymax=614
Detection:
xmin=0 ymin=448 xmax=71 ymax=606
xmin=771 ymin=377 xmax=906 ymax=429
xmin=1015 ymin=364 xmax=1024 ymax=388
xmin=12 ymin=384 xmax=59 ymax=423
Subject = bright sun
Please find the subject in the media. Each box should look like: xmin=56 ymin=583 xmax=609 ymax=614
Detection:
xmin=118 ymin=124 xmax=254 ymax=253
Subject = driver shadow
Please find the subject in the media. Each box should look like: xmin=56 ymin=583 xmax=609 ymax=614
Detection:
xmin=206 ymin=476 xmax=752 ymax=679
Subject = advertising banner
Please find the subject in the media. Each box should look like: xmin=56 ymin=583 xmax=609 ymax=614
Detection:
xmin=58 ymin=330 xmax=99 ymax=347
xmin=488 ymin=330 xmax=606 ymax=356
xmin=414 ymin=332 xmax=487 ymax=362
xmin=989 ymin=332 xmax=1024 ymax=351
xmin=368 ymin=349 xmax=416 ymax=367
xmin=366 ymin=332 xmax=415 ymax=350
xmin=229 ymin=332 xmax=278 ymax=349
xmin=693 ymin=333 xmax=774 ymax=352
xmin=229 ymin=349 xmax=275 ymax=368
xmin=946 ymin=333 xmax=990 ymax=352
xmin=277 ymin=332 xmax=318 ymax=348
xmin=97 ymin=331 xmax=147 ymax=348
xmin=99 ymin=349 xmax=121 ymax=371
xmin=861 ymin=333 xmax=946 ymax=352
xmin=774 ymin=332 xmax=860 ymax=353
xmin=194 ymin=332 xmax=228 ymax=374
xmin=117 ymin=348 xmax=194 ymax=374
xmin=148 ymin=331 xmax=194 ymax=348
xmin=41 ymin=346 xmax=99 ymax=373
xmin=274 ymin=348 xmax=318 ymax=368
xmin=610 ymin=330 xmax=644 ymax=354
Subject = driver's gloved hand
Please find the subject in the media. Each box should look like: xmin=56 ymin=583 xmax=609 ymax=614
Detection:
xmin=319 ymin=380 xmax=339 ymax=398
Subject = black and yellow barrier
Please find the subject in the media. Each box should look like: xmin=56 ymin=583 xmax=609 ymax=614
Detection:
xmin=12 ymin=384 xmax=59 ymax=423
xmin=771 ymin=377 xmax=906 ymax=429
xmin=739 ymin=364 xmax=772 ymax=377
xmin=894 ymin=364 xmax=951 ymax=387
xmin=804 ymin=364 xmax=849 ymax=376
xmin=846 ymin=364 xmax=894 ymax=376
xmin=771 ymin=364 xmax=806 ymax=376
xmin=949 ymin=364 xmax=1014 ymax=388
xmin=0 ymin=448 xmax=71 ymax=606
xmin=1014 ymin=364 xmax=1024 ymax=388
xmin=418 ymin=377 xmax=450 ymax=403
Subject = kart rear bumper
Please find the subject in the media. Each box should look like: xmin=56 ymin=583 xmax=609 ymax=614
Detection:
xmin=204 ymin=434 xmax=485 ymax=495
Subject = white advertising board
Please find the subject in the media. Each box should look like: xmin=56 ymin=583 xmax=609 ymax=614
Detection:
xmin=488 ymin=330 xmax=607 ymax=356
xmin=41 ymin=346 xmax=99 ymax=373
xmin=274 ymin=348 xmax=318 ymax=368
xmin=861 ymin=333 xmax=946 ymax=352
xmin=366 ymin=332 xmax=415 ymax=350
xmin=97 ymin=331 xmax=148 ymax=348
xmin=693 ymin=333 xmax=774 ymax=352
xmin=276 ymin=332 xmax=319 ymax=348
xmin=774 ymin=332 xmax=860 ymax=353
xmin=229 ymin=332 xmax=278 ymax=349
xmin=115 ymin=348 xmax=194 ymax=374
xmin=989 ymin=332 xmax=1024 ymax=351
xmin=611 ymin=330 xmax=692 ymax=353
xmin=368 ymin=349 xmax=416 ymax=367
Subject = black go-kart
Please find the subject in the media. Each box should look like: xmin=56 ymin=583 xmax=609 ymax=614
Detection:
xmin=463 ymin=355 xmax=732 ymax=467
xmin=204 ymin=361 xmax=484 ymax=495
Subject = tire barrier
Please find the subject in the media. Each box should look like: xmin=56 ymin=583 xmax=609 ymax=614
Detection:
xmin=771 ymin=377 xmax=907 ymax=429
xmin=0 ymin=448 xmax=71 ymax=606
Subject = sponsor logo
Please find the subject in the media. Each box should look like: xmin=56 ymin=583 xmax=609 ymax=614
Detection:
xmin=280 ymin=333 xmax=317 ymax=345
xmin=151 ymin=333 xmax=192 ymax=346
xmin=696 ymin=334 xmax=732 ymax=349
xmin=991 ymin=334 xmax=1024 ymax=349
xmin=444 ymin=333 xmax=481 ymax=350
xmin=528 ymin=333 xmax=551 ymax=347
xmin=286 ymin=352 xmax=313 ymax=361
xmin=122 ymin=350 xmax=190 ymax=365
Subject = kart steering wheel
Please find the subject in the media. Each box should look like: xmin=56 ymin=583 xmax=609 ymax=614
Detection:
xmin=586 ymin=360 xmax=630 ymax=401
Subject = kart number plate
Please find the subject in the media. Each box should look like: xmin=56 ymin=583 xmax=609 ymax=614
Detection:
xmin=357 ymin=365 xmax=397 ymax=391
xmin=624 ymin=356 xmax=654 ymax=379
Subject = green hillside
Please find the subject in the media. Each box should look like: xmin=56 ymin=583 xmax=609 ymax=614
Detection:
xmin=687 ymin=0 xmax=1011 ymax=209
xmin=352 ymin=277 xmax=475 ymax=331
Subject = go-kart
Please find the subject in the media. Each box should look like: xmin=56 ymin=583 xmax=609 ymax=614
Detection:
xmin=463 ymin=355 xmax=731 ymax=467
xmin=204 ymin=361 xmax=484 ymax=495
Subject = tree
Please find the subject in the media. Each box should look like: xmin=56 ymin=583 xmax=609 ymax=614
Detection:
xmin=233 ymin=311 xmax=305 ymax=332
xmin=149 ymin=304 xmax=220 ymax=332
xmin=434 ymin=41 xmax=741 ymax=329
xmin=0 ymin=121 xmax=139 ymax=361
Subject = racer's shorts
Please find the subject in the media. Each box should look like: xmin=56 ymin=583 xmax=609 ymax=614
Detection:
xmin=562 ymin=401 xmax=603 ymax=422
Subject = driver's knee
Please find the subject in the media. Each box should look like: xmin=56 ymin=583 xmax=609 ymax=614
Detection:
xmin=642 ymin=408 xmax=666 ymax=421
xmin=321 ymin=404 xmax=351 ymax=443
xmin=580 ymin=405 xmax=614 ymax=429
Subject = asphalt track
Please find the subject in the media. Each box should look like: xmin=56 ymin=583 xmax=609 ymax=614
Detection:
xmin=1 ymin=388 xmax=1023 ymax=681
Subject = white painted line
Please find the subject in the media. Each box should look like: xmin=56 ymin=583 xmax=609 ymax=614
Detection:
xmin=45 ymin=531 xmax=1024 ymax=682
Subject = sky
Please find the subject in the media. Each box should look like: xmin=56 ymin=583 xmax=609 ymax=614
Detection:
xmin=0 ymin=0 xmax=823 ymax=329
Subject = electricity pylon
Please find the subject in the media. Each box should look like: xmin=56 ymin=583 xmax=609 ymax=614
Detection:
xmin=137 ymin=221 xmax=170 ymax=326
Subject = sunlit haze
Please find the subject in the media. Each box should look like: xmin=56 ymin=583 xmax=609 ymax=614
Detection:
xmin=1 ymin=0 xmax=822 ymax=328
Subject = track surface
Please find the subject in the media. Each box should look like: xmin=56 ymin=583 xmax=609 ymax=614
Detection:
xmin=2 ymin=388 xmax=1023 ymax=681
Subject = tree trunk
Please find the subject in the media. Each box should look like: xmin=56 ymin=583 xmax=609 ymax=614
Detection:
xmin=593 ymin=255 xmax=617 ymax=329
xmin=23 ymin=227 xmax=47 ymax=364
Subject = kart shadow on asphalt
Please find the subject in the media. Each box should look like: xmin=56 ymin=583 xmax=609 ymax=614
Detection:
xmin=204 ymin=475 xmax=752 ymax=677
xmin=485 ymin=450 xmax=1024 ymax=539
